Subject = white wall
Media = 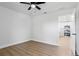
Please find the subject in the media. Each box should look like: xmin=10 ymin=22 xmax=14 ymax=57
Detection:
xmin=76 ymin=4 xmax=79 ymax=55
xmin=33 ymin=9 xmax=74 ymax=45
xmin=33 ymin=13 xmax=58 ymax=45
xmin=0 ymin=5 xmax=75 ymax=49
xmin=0 ymin=6 xmax=31 ymax=48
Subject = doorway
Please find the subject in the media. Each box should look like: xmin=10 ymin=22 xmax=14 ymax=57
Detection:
xmin=58 ymin=11 xmax=75 ymax=56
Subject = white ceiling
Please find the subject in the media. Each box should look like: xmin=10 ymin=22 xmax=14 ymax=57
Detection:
xmin=0 ymin=2 xmax=78 ymax=16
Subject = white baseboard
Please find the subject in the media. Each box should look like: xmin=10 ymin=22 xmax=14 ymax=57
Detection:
xmin=0 ymin=39 xmax=59 ymax=49
xmin=32 ymin=39 xmax=59 ymax=46
xmin=0 ymin=39 xmax=30 ymax=49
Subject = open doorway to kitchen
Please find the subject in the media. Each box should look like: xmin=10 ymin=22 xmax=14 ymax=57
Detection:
xmin=58 ymin=10 xmax=76 ymax=56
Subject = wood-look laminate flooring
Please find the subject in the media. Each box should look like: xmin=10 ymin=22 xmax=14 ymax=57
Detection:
xmin=0 ymin=40 xmax=71 ymax=56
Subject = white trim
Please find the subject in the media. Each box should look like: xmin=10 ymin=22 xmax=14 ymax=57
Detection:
xmin=0 ymin=38 xmax=60 ymax=49
xmin=0 ymin=39 xmax=31 ymax=49
xmin=32 ymin=39 xmax=59 ymax=46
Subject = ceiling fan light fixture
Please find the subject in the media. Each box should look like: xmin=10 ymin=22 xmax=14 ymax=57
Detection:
xmin=20 ymin=2 xmax=46 ymax=10
xmin=31 ymin=4 xmax=36 ymax=8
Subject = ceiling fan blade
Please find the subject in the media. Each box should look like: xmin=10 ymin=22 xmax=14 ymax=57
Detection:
xmin=35 ymin=2 xmax=45 ymax=4
xmin=36 ymin=6 xmax=41 ymax=10
xmin=28 ymin=6 xmax=31 ymax=10
xmin=20 ymin=2 xmax=30 ymax=4
xmin=31 ymin=2 xmax=36 ymax=4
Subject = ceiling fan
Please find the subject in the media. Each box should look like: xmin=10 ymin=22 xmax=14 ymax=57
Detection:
xmin=20 ymin=2 xmax=46 ymax=10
